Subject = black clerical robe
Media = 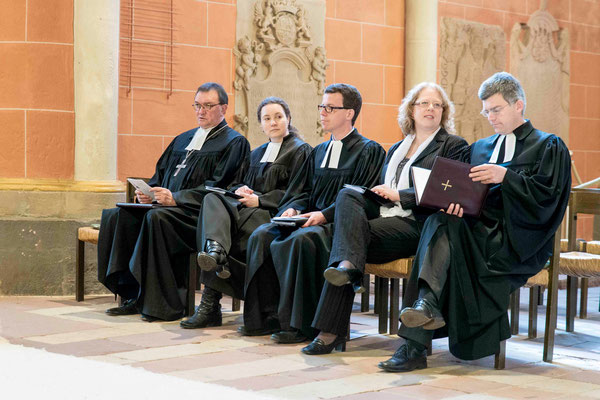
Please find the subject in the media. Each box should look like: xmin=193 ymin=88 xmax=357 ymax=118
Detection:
xmin=244 ymin=129 xmax=385 ymax=337
xmin=199 ymin=133 xmax=312 ymax=299
xmin=97 ymin=120 xmax=250 ymax=320
xmin=399 ymin=121 xmax=571 ymax=360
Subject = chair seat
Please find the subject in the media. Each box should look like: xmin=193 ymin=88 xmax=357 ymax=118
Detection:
xmin=560 ymin=251 xmax=600 ymax=277
xmin=586 ymin=241 xmax=600 ymax=255
xmin=365 ymin=257 xmax=413 ymax=279
xmin=525 ymin=269 xmax=549 ymax=288
xmin=78 ymin=227 xmax=99 ymax=244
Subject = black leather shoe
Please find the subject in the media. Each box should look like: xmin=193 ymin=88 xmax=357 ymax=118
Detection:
xmin=105 ymin=299 xmax=139 ymax=316
xmin=323 ymin=266 xmax=365 ymax=293
xmin=301 ymin=336 xmax=346 ymax=355
xmin=378 ymin=341 xmax=427 ymax=372
xmin=197 ymin=240 xmax=227 ymax=272
xmin=180 ymin=307 xmax=222 ymax=329
xmin=181 ymin=287 xmax=223 ymax=329
xmin=271 ymin=330 xmax=308 ymax=344
xmin=237 ymin=325 xmax=279 ymax=336
xmin=400 ymin=298 xmax=445 ymax=330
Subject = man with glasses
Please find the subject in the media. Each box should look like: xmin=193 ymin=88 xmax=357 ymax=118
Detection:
xmin=98 ymin=82 xmax=250 ymax=322
xmin=379 ymin=72 xmax=572 ymax=372
xmin=240 ymin=83 xmax=385 ymax=342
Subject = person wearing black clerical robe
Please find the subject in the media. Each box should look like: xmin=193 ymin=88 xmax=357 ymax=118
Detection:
xmin=179 ymin=97 xmax=312 ymax=329
xmin=98 ymin=82 xmax=250 ymax=322
xmin=378 ymin=72 xmax=571 ymax=372
xmin=239 ymin=83 xmax=385 ymax=343
xmin=302 ymin=83 xmax=468 ymax=355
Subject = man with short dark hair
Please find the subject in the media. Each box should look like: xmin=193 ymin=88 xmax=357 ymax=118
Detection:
xmin=379 ymin=72 xmax=571 ymax=372
xmin=240 ymin=83 xmax=386 ymax=342
xmin=98 ymin=82 xmax=250 ymax=322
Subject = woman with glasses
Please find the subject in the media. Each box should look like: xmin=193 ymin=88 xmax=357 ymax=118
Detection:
xmin=180 ymin=97 xmax=312 ymax=329
xmin=302 ymin=82 xmax=468 ymax=355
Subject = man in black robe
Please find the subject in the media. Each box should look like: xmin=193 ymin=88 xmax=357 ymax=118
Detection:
xmin=241 ymin=84 xmax=386 ymax=342
xmin=379 ymin=72 xmax=571 ymax=372
xmin=97 ymin=82 xmax=250 ymax=321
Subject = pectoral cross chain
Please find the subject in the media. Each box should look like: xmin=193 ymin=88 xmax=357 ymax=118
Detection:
xmin=441 ymin=179 xmax=452 ymax=191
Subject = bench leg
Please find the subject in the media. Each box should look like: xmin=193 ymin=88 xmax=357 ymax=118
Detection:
xmin=566 ymin=276 xmax=578 ymax=332
xmin=580 ymin=277 xmax=588 ymax=319
xmin=528 ymin=286 xmax=539 ymax=339
xmin=389 ymin=278 xmax=400 ymax=335
xmin=361 ymin=274 xmax=370 ymax=312
xmin=76 ymin=238 xmax=85 ymax=302
xmin=510 ymin=290 xmax=520 ymax=335
xmin=187 ymin=253 xmax=197 ymax=317
xmin=232 ymin=297 xmax=241 ymax=312
xmin=494 ymin=340 xmax=506 ymax=369
xmin=374 ymin=276 xmax=380 ymax=315
xmin=377 ymin=277 xmax=389 ymax=334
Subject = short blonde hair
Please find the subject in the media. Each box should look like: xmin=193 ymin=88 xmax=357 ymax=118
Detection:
xmin=397 ymin=82 xmax=456 ymax=136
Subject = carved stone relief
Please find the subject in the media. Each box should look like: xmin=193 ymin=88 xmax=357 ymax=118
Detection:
xmin=235 ymin=0 xmax=327 ymax=148
xmin=510 ymin=1 xmax=569 ymax=143
xmin=440 ymin=18 xmax=505 ymax=144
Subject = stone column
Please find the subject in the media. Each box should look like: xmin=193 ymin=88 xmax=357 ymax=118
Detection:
xmin=404 ymin=0 xmax=438 ymax=93
xmin=74 ymin=0 xmax=120 ymax=181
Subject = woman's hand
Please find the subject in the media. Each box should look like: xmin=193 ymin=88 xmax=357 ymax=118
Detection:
xmin=371 ymin=184 xmax=400 ymax=202
xmin=443 ymin=203 xmax=463 ymax=218
xmin=281 ymin=208 xmax=299 ymax=217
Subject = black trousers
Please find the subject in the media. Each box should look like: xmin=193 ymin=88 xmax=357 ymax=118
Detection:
xmin=312 ymin=188 xmax=422 ymax=337
xmin=198 ymin=193 xmax=271 ymax=299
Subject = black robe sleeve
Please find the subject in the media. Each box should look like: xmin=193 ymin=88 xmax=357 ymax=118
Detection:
xmin=501 ymin=135 xmax=571 ymax=262
xmin=277 ymin=150 xmax=316 ymax=214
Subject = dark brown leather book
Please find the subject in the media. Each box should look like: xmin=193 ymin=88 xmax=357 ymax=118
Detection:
xmin=411 ymin=157 xmax=489 ymax=217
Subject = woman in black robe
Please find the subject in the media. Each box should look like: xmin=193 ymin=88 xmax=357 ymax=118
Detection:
xmin=180 ymin=97 xmax=312 ymax=329
xmin=303 ymin=82 xmax=468 ymax=354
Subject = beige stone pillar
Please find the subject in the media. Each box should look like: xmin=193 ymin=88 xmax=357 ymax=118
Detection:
xmin=74 ymin=0 xmax=120 ymax=182
xmin=404 ymin=0 xmax=438 ymax=93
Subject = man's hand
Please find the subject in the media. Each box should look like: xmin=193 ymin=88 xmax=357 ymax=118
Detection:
xmin=299 ymin=211 xmax=326 ymax=227
xmin=235 ymin=185 xmax=254 ymax=196
xmin=135 ymin=189 xmax=153 ymax=204
xmin=443 ymin=203 xmax=463 ymax=218
xmin=469 ymin=164 xmax=507 ymax=185
xmin=239 ymin=193 xmax=259 ymax=208
xmin=370 ymin=184 xmax=400 ymax=202
xmin=281 ymin=208 xmax=299 ymax=217
xmin=150 ymin=187 xmax=177 ymax=206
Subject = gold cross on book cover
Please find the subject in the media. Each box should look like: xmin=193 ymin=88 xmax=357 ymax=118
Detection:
xmin=412 ymin=157 xmax=490 ymax=217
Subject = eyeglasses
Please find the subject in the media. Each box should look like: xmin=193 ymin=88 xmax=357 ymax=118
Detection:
xmin=413 ymin=100 xmax=444 ymax=110
xmin=192 ymin=103 xmax=222 ymax=112
xmin=480 ymin=103 xmax=509 ymax=118
xmin=318 ymin=104 xmax=347 ymax=113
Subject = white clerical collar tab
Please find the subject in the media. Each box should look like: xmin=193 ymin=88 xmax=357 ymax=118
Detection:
xmin=320 ymin=140 xmax=343 ymax=169
xmin=489 ymin=133 xmax=516 ymax=164
xmin=186 ymin=128 xmax=209 ymax=151
xmin=260 ymin=141 xmax=282 ymax=163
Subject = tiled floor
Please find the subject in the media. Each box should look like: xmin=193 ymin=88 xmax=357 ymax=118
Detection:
xmin=1 ymin=287 xmax=599 ymax=399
